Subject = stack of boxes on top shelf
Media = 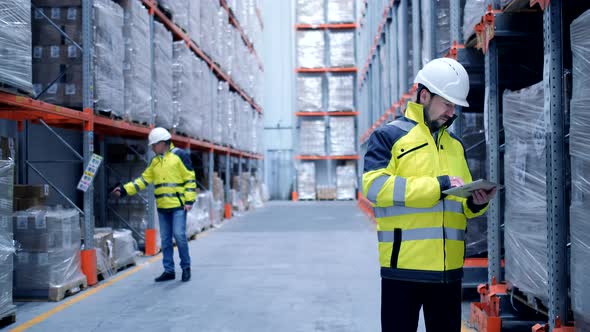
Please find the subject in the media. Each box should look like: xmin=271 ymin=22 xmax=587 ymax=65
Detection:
xmin=295 ymin=0 xmax=356 ymax=201
xmin=570 ymin=10 xmax=590 ymax=331
xmin=0 ymin=0 xmax=33 ymax=95
xmin=32 ymin=0 xmax=124 ymax=115
xmin=27 ymin=0 xmax=263 ymax=156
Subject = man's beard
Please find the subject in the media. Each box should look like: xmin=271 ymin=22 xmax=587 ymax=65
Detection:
xmin=422 ymin=103 xmax=443 ymax=132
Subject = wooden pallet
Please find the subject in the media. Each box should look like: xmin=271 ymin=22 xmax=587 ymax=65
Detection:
xmin=14 ymin=275 xmax=88 ymax=302
xmin=113 ymin=258 xmax=137 ymax=273
xmin=0 ymin=82 xmax=34 ymax=98
xmin=0 ymin=305 xmax=16 ymax=329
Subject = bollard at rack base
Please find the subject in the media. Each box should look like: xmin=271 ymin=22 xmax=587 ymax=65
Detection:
xmin=292 ymin=191 xmax=298 ymax=201
xmin=144 ymin=229 xmax=158 ymax=256
xmin=81 ymin=249 xmax=98 ymax=286
xmin=224 ymin=203 xmax=232 ymax=219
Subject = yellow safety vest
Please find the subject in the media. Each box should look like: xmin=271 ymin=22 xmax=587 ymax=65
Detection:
xmin=124 ymin=144 xmax=197 ymax=211
xmin=362 ymin=102 xmax=488 ymax=283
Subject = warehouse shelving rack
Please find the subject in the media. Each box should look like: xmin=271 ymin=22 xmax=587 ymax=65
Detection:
xmin=358 ymin=0 xmax=582 ymax=331
xmin=0 ymin=0 xmax=264 ymax=287
xmin=294 ymin=5 xmax=359 ymax=201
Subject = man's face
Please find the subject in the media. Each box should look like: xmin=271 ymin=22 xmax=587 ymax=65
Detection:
xmin=151 ymin=141 xmax=168 ymax=155
xmin=421 ymin=91 xmax=456 ymax=131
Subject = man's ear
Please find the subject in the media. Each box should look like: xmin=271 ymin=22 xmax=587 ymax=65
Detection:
xmin=419 ymin=89 xmax=430 ymax=105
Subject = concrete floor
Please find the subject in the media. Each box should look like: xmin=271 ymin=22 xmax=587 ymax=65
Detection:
xmin=5 ymin=201 xmax=473 ymax=332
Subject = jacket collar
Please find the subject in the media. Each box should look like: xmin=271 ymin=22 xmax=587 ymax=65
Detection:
xmin=405 ymin=101 xmax=427 ymax=124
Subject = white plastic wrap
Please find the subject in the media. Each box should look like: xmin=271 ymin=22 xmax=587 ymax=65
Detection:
xmin=300 ymin=119 xmax=326 ymax=156
xmin=327 ymin=0 xmax=354 ymax=23
xmin=502 ymin=82 xmax=548 ymax=303
xmin=189 ymin=1 xmax=200 ymax=45
xmin=328 ymin=75 xmax=354 ymax=111
xmin=112 ymin=229 xmax=138 ymax=269
xmin=436 ymin=0 xmax=450 ymax=56
xmin=120 ymin=0 xmax=152 ymax=124
xmin=187 ymin=192 xmax=213 ymax=236
xmin=177 ymin=55 xmax=204 ymax=139
xmin=298 ymin=162 xmax=316 ymax=200
xmin=173 ymin=41 xmax=192 ymax=132
xmin=13 ymin=208 xmax=86 ymax=295
xmin=329 ymin=116 xmax=356 ymax=156
xmin=297 ymin=0 xmax=324 ymax=24
xmin=159 ymin=0 xmax=188 ymax=31
xmin=462 ymin=112 xmax=488 ymax=257
xmin=336 ymin=164 xmax=356 ymax=200
xmin=463 ymin=0 xmax=486 ymax=43
xmin=570 ymin=10 xmax=590 ymax=331
xmin=0 ymin=0 xmax=33 ymax=94
xmin=329 ymin=31 xmax=355 ymax=67
xmin=94 ymin=228 xmax=114 ymax=279
xmin=297 ymin=76 xmax=323 ymax=112
xmin=297 ymin=30 xmax=325 ymax=68
xmin=154 ymin=21 xmax=174 ymax=129
xmin=0 ymin=161 xmax=14 ymax=312
xmin=94 ymin=0 xmax=125 ymax=116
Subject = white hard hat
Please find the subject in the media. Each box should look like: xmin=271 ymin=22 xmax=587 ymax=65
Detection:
xmin=148 ymin=127 xmax=172 ymax=146
xmin=414 ymin=58 xmax=470 ymax=107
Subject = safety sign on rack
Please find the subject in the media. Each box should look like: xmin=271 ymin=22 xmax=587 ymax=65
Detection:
xmin=77 ymin=153 xmax=103 ymax=192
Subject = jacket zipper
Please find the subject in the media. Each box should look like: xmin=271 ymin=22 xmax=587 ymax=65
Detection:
xmin=397 ymin=142 xmax=429 ymax=159
xmin=439 ymin=130 xmax=447 ymax=282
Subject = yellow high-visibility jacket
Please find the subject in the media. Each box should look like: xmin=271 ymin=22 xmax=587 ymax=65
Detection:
xmin=123 ymin=144 xmax=197 ymax=212
xmin=362 ymin=102 xmax=488 ymax=283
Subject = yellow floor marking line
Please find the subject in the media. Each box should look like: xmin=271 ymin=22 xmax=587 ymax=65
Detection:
xmin=11 ymin=225 xmax=215 ymax=331
xmin=10 ymin=254 xmax=162 ymax=332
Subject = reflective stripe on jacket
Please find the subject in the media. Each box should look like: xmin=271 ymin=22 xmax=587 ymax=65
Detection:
xmin=124 ymin=144 xmax=197 ymax=212
xmin=362 ymin=101 xmax=488 ymax=283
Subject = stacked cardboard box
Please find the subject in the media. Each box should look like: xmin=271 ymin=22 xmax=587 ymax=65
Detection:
xmin=0 ymin=161 xmax=15 ymax=315
xmin=13 ymin=184 xmax=49 ymax=211
xmin=327 ymin=0 xmax=354 ymax=23
xmin=93 ymin=227 xmax=114 ymax=277
xmin=32 ymin=0 xmax=124 ymax=115
xmin=336 ymin=163 xmax=356 ymax=200
xmin=317 ymin=186 xmax=337 ymax=200
xmin=297 ymin=76 xmax=323 ymax=112
xmin=0 ymin=0 xmax=33 ymax=94
xmin=297 ymin=0 xmax=324 ymax=24
xmin=328 ymin=75 xmax=354 ymax=111
xmin=118 ymin=0 xmax=151 ymax=124
xmin=112 ymin=229 xmax=137 ymax=269
xmin=13 ymin=208 xmax=86 ymax=296
xmin=173 ymin=41 xmax=193 ymax=132
xmin=297 ymin=30 xmax=325 ymax=69
xmin=300 ymin=119 xmax=326 ymax=156
xmin=153 ymin=21 xmax=174 ymax=128
xmin=330 ymin=117 xmax=356 ymax=156
xmin=328 ymin=31 xmax=355 ymax=67
xmin=297 ymin=162 xmax=316 ymax=200
xmin=503 ymin=82 xmax=548 ymax=303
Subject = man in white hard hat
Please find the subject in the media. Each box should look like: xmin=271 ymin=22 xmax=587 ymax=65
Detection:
xmin=362 ymin=58 xmax=497 ymax=331
xmin=112 ymin=127 xmax=197 ymax=282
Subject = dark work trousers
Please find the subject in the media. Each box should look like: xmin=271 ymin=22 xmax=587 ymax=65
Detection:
xmin=381 ymin=278 xmax=462 ymax=332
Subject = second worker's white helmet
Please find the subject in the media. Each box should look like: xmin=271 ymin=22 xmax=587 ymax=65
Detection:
xmin=414 ymin=57 xmax=470 ymax=107
xmin=148 ymin=127 xmax=172 ymax=146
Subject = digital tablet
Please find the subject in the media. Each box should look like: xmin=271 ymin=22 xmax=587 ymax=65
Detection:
xmin=442 ymin=179 xmax=503 ymax=198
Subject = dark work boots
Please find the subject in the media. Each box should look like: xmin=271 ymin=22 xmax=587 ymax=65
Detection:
xmin=182 ymin=268 xmax=191 ymax=282
xmin=155 ymin=271 xmax=175 ymax=282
